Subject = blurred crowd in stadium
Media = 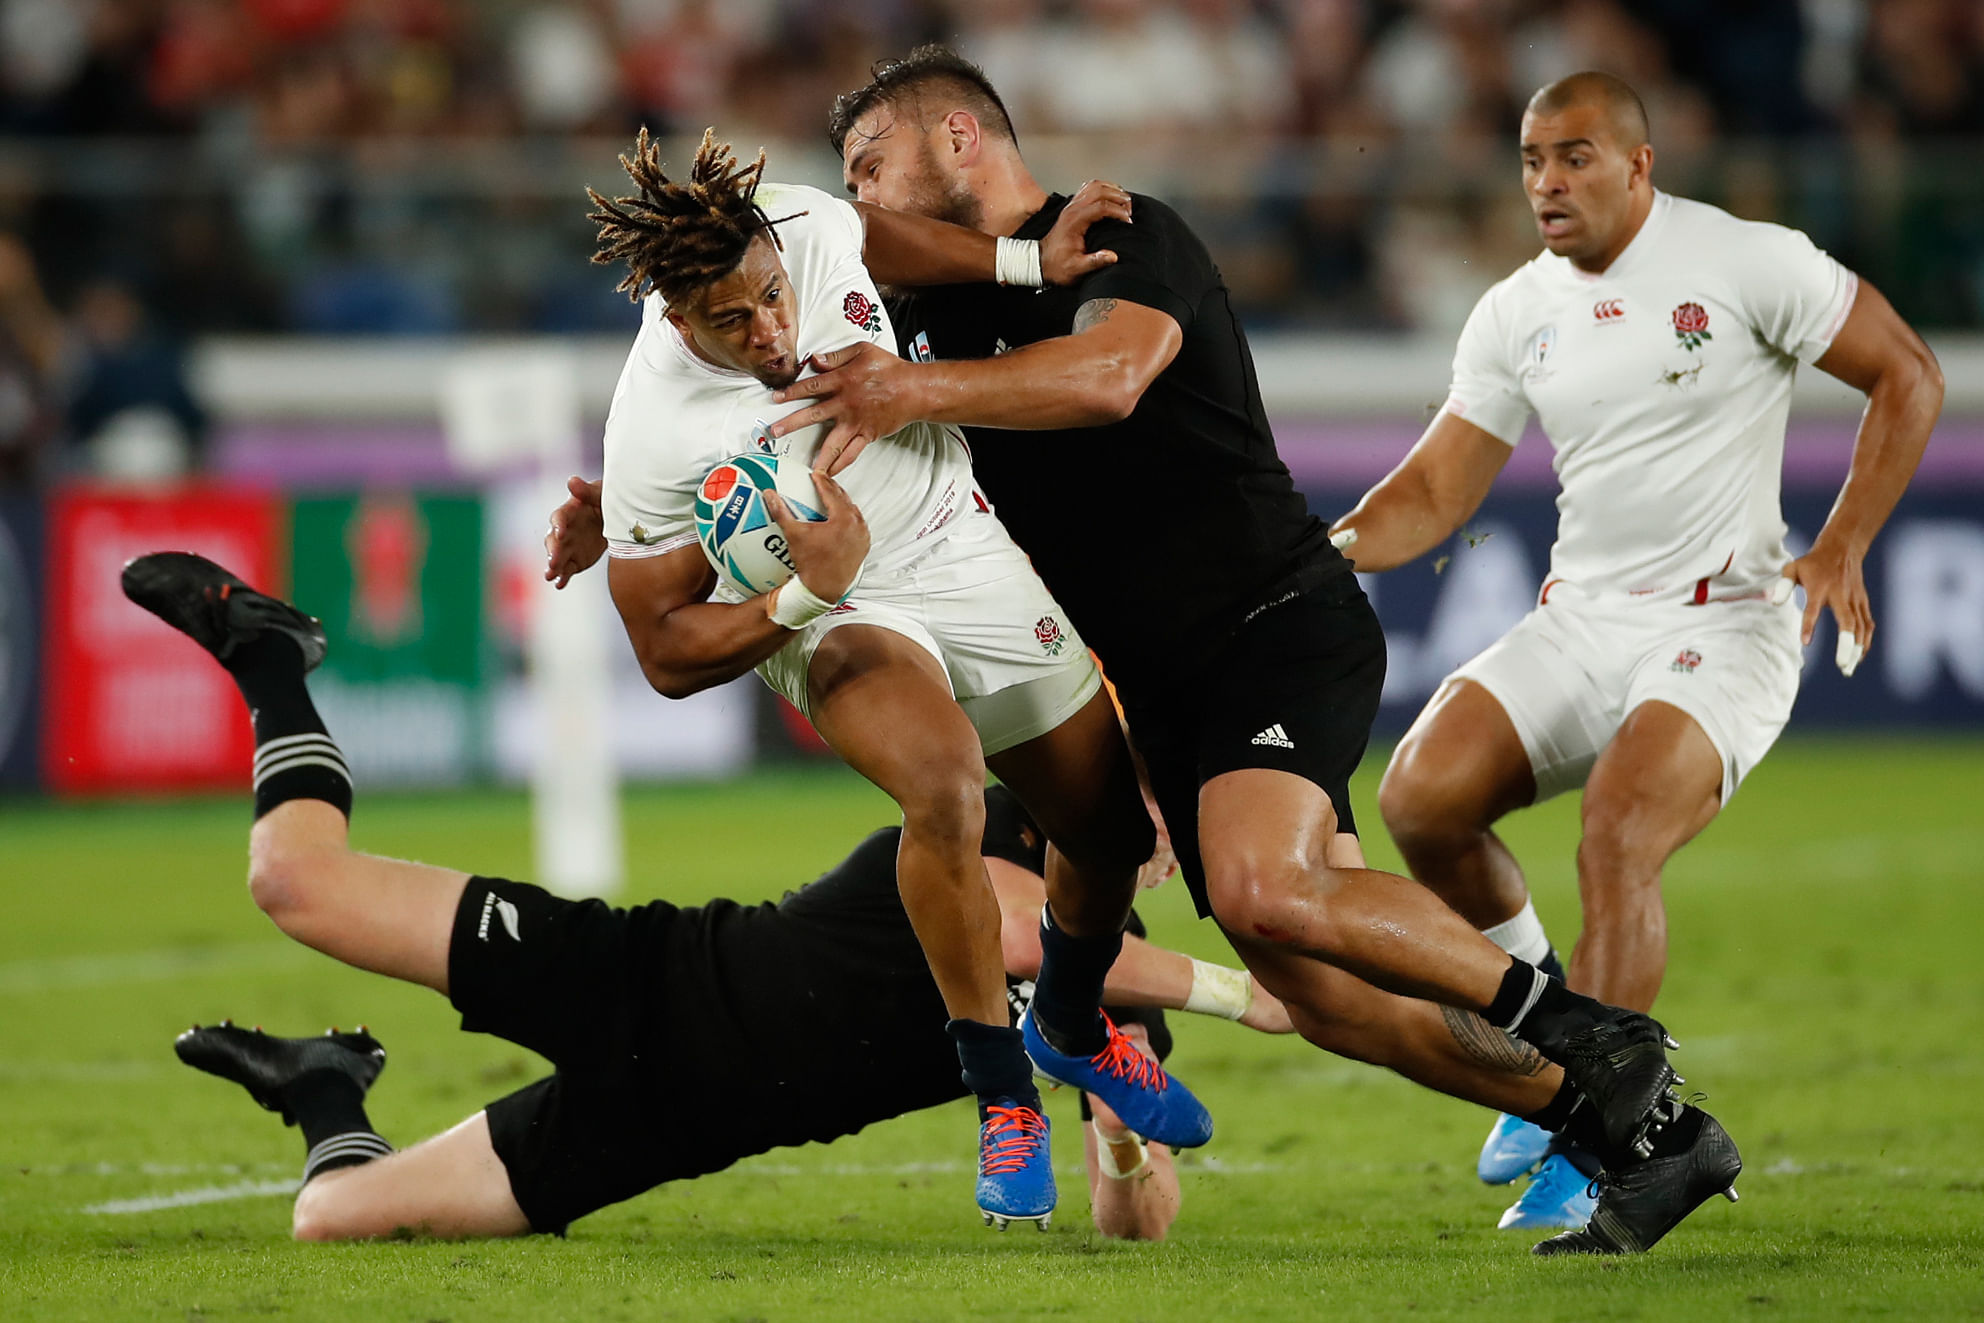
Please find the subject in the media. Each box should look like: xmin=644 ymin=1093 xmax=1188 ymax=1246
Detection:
xmin=2 ymin=0 xmax=1982 ymax=483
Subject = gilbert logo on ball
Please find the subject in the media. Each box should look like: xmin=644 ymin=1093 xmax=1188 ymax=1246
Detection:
xmin=1671 ymin=302 xmax=1712 ymax=352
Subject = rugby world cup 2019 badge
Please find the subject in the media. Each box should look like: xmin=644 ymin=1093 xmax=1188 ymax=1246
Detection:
xmin=1671 ymin=301 xmax=1712 ymax=351
xmin=910 ymin=331 xmax=934 ymax=363
xmin=1525 ymin=324 xmax=1557 ymax=381
xmin=843 ymin=290 xmax=882 ymax=334
xmin=1034 ymin=615 xmax=1066 ymax=657
xmin=1671 ymin=648 xmax=1703 ymax=674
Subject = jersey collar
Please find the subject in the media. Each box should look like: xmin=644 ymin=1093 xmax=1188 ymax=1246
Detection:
xmin=1545 ymin=189 xmax=1669 ymax=285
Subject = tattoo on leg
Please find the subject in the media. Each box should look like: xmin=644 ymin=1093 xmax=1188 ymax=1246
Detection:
xmin=1440 ymin=1004 xmax=1550 ymax=1076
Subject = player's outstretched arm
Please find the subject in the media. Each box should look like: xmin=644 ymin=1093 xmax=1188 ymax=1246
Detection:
xmin=1328 ymin=411 xmax=1512 ymax=573
xmin=1787 ymin=278 xmax=1944 ymax=659
xmin=768 ymin=296 xmax=1184 ymax=472
xmin=1082 ymin=1023 xmax=1180 ymax=1241
xmin=607 ymin=476 xmax=868 ymax=698
xmin=987 ymin=857 xmax=1291 ymax=1033
xmin=854 ymin=180 xmax=1130 ymax=288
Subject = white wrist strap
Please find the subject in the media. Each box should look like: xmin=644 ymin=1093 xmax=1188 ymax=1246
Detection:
xmin=1183 ymin=958 xmax=1253 ymax=1021
xmin=1091 ymin=1122 xmax=1150 ymax=1179
xmin=995 ymin=236 xmax=1043 ymax=288
xmin=768 ymin=576 xmax=838 ymax=630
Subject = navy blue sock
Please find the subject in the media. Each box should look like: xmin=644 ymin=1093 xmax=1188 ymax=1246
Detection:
xmin=1029 ymin=906 xmax=1120 ymax=1056
xmin=948 ymin=1019 xmax=1041 ymax=1114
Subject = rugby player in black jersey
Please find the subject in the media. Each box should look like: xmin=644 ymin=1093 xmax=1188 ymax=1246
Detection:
xmin=750 ymin=46 xmax=1747 ymax=1254
xmin=122 ymin=551 xmax=1294 ymax=1239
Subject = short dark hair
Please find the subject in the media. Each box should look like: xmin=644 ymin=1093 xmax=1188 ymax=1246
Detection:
xmin=586 ymin=127 xmax=799 ymax=308
xmin=1527 ymin=71 xmax=1651 ymax=149
xmin=828 ymin=44 xmax=1018 ymax=157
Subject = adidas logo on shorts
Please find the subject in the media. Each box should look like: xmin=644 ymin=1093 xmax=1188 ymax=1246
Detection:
xmin=1251 ymin=723 xmax=1295 ymax=749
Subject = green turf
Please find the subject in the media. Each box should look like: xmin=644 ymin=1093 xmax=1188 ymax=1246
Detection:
xmin=4 ymin=738 xmax=1983 ymax=1321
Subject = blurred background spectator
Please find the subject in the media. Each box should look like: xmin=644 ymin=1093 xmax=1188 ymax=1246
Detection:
xmin=0 ymin=0 xmax=1979 ymax=387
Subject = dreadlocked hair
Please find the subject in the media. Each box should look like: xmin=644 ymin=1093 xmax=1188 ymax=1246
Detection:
xmin=586 ymin=127 xmax=800 ymax=308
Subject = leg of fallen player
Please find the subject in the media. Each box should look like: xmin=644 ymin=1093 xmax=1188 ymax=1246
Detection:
xmin=291 ymin=1112 xmax=529 ymax=1241
xmin=805 ymin=623 xmax=1055 ymax=1225
xmin=1571 ymin=700 xmax=1724 ymax=1011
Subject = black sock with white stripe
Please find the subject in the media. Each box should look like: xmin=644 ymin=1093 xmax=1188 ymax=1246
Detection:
xmin=1486 ymin=955 xmax=1607 ymax=1051
xmin=287 ymin=1070 xmax=392 ymax=1183
xmin=224 ymin=634 xmax=351 ymax=821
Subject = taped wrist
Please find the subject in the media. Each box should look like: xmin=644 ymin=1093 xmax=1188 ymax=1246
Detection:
xmin=995 ymin=236 xmax=1043 ymax=288
xmin=768 ymin=577 xmax=838 ymax=630
xmin=1091 ymin=1122 xmax=1150 ymax=1179
xmin=1183 ymin=958 xmax=1253 ymax=1021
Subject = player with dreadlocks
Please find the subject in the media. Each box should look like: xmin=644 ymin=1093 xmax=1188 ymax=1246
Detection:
xmin=545 ymin=129 xmax=1216 ymax=1229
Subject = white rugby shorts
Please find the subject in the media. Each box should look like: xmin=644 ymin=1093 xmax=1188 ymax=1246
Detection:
xmin=754 ymin=504 xmax=1101 ymax=756
xmin=1449 ymin=581 xmax=1803 ymax=805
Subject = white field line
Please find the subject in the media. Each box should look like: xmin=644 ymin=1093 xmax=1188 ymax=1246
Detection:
xmin=83 ymin=1178 xmax=300 ymax=1215
xmin=0 ymin=941 xmax=311 ymax=995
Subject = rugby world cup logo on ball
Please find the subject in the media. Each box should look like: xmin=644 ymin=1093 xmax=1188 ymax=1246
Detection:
xmin=693 ymin=453 xmax=829 ymax=595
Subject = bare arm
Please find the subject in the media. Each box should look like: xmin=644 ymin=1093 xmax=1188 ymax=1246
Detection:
xmin=768 ymin=297 xmax=1184 ymax=472
xmin=987 ymin=857 xmax=1290 ymax=1033
xmin=606 ymin=547 xmax=794 ymax=700
xmin=853 ymin=181 xmax=1130 ymax=289
xmin=1327 ymin=411 xmax=1514 ymax=572
xmin=1787 ymin=278 xmax=1944 ymax=652
xmin=606 ymin=474 xmax=870 ymax=699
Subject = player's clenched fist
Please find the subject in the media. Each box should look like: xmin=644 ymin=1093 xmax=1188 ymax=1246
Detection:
xmin=765 ymin=470 xmax=869 ymax=607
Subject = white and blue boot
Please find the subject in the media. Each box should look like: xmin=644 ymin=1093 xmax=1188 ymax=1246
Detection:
xmin=1498 ymin=1151 xmax=1599 ymax=1230
xmin=1478 ymin=1111 xmax=1554 ymax=1184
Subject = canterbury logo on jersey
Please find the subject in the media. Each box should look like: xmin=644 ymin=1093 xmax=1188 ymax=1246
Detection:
xmin=1593 ymin=298 xmax=1625 ymax=322
xmin=1251 ymin=723 xmax=1295 ymax=748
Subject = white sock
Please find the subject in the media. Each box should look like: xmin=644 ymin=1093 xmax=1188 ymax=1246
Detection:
xmin=1481 ymin=899 xmax=1553 ymax=968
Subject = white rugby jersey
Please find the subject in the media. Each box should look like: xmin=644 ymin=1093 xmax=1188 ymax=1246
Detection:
xmin=1444 ymin=191 xmax=1859 ymax=601
xmin=600 ymin=182 xmax=973 ymax=590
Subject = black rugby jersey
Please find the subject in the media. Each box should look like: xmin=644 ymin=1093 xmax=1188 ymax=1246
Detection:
xmin=640 ymin=790 xmax=1168 ymax=1174
xmin=889 ymin=192 xmax=1350 ymax=698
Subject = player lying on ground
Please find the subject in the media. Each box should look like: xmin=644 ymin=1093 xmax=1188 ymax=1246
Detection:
xmin=1332 ymin=72 xmax=1941 ymax=1230
xmin=731 ymin=47 xmax=1733 ymax=1255
xmin=543 ymin=60 xmax=1747 ymax=1257
xmin=124 ymin=552 xmax=1288 ymax=1240
xmin=575 ymin=130 xmax=1211 ymax=1227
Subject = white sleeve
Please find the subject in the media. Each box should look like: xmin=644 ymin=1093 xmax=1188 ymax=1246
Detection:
xmin=1733 ymin=222 xmax=1859 ymax=365
xmin=1441 ymin=288 xmax=1530 ymax=447
xmin=599 ymin=374 xmax=724 ymax=563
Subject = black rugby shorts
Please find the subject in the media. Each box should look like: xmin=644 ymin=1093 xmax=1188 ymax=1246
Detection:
xmin=448 ymin=877 xmax=690 ymax=1235
xmin=1121 ymin=574 xmax=1387 ymax=919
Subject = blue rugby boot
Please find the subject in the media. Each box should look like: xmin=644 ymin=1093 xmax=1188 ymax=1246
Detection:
xmin=977 ymin=1100 xmax=1054 ymax=1230
xmin=1498 ymin=1152 xmax=1598 ymax=1230
xmin=1478 ymin=1112 xmax=1553 ymax=1184
xmin=1020 ymin=1009 xmax=1212 ymax=1149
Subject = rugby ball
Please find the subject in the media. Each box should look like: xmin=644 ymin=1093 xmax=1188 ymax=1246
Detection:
xmin=692 ymin=452 xmax=828 ymax=595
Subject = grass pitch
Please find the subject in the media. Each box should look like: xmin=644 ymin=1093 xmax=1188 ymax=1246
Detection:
xmin=3 ymin=738 xmax=1983 ymax=1321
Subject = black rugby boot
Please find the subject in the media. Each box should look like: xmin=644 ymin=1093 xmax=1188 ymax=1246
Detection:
xmin=174 ymin=1022 xmax=385 ymax=1125
xmin=1533 ymin=1099 xmax=1742 ymax=1256
xmin=121 ymin=551 xmax=327 ymax=672
xmin=1529 ymin=1005 xmax=1682 ymax=1160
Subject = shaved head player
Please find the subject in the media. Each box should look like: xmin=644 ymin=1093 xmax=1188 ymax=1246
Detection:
xmin=1334 ymin=72 xmax=1942 ymax=1229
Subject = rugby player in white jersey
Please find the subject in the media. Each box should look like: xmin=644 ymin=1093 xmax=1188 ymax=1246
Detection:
xmin=1332 ymin=72 xmax=1943 ymax=1230
xmin=563 ymin=130 xmax=1211 ymax=1230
